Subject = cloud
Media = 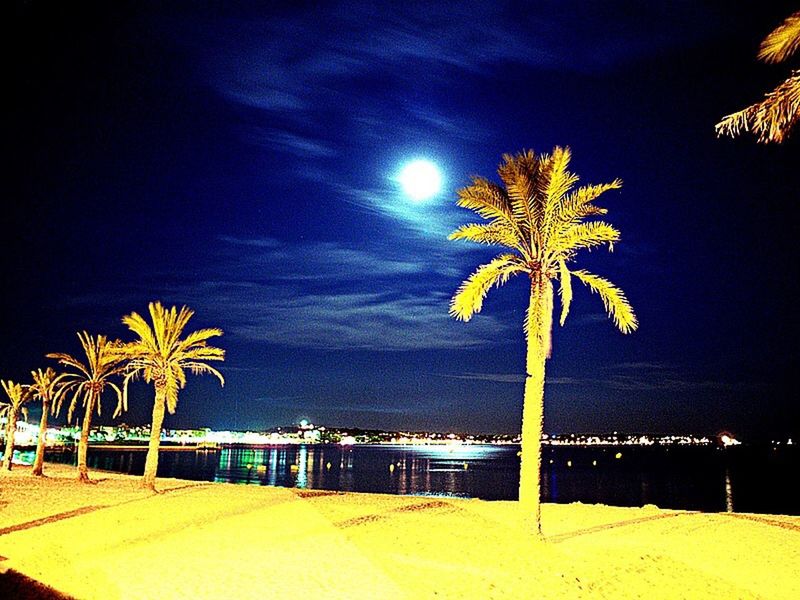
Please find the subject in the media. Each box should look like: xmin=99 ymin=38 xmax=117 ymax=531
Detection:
xmin=437 ymin=372 xmax=525 ymax=383
xmin=216 ymin=235 xmax=453 ymax=280
xmin=207 ymin=236 xmax=513 ymax=350
xmin=602 ymin=362 xmax=763 ymax=393
xmin=183 ymin=283 xmax=507 ymax=351
xmin=333 ymin=182 xmax=462 ymax=240
xmin=437 ymin=372 xmax=587 ymax=384
xmin=437 ymin=362 xmax=764 ymax=393
xmin=241 ymin=129 xmax=337 ymax=158
xmin=174 ymin=1 xmax=720 ymax=117
xmin=65 ymin=235 xmax=513 ymax=352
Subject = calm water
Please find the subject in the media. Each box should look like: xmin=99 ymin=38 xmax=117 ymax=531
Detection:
xmin=39 ymin=443 xmax=799 ymax=515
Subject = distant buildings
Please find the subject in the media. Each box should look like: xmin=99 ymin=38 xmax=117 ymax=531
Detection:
xmin=0 ymin=418 xmax=754 ymax=448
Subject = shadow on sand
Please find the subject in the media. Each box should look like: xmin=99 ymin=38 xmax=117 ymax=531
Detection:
xmin=0 ymin=569 xmax=76 ymax=600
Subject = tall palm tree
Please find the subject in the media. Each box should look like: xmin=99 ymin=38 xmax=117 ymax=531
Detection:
xmin=1 ymin=380 xmax=32 ymax=471
xmin=29 ymin=367 xmax=63 ymax=476
xmin=48 ymin=333 xmax=125 ymax=482
xmin=716 ymin=10 xmax=800 ymax=143
xmin=117 ymin=302 xmax=224 ymax=491
xmin=449 ymin=148 xmax=637 ymax=536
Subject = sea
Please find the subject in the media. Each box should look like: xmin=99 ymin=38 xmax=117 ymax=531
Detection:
xmin=28 ymin=443 xmax=799 ymax=516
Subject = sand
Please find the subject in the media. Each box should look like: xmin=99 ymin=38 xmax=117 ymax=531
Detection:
xmin=1 ymin=463 xmax=798 ymax=599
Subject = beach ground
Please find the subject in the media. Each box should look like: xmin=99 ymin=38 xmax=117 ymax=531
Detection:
xmin=1 ymin=463 xmax=798 ymax=599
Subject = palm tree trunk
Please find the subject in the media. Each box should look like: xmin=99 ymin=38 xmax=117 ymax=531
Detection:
xmin=518 ymin=276 xmax=553 ymax=537
xmin=141 ymin=389 xmax=166 ymax=490
xmin=2 ymin=407 xmax=19 ymax=471
xmin=32 ymin=401 xmax=50 ymax=476
xmin=76 ymin=394 xmax=94 ymax=483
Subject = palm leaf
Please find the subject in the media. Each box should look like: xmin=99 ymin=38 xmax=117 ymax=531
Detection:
xmin=560 ymin=221 xmax=620 ymax=252
xmin=498 ymin=150 xmax=537 ymax=231
xmin=544 ymin=147 xmax=579 ymax=206
xmin=449 ymin=254 xmax=528 ymax=322
xmin=448 ymin=222 xmax=520 ymax=248
xmin=178 ymin=328 xmax=225 ymax=352
xmin=716 ymin=71 xmax=800 ymax=143
xmin=556 ymin=180 xmax=621 ymax=225
xmin=557 ymin=259 xmax=573 ymax=326
xmin=456 ymin=177 xmax=515 ymax=223
xmin=758 ymin=11 xmax=800 ymax=64
xmin=571 ymin=269 xmax=638 ymax=334
xmin=182 ymin=362 xmax=225 ymax=386
xmin=122 ymin=311 xmax=158 ymax=352
xmin=46 ymin=352 xmax=90 ymax=378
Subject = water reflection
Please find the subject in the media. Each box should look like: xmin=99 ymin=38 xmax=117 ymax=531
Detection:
xmin=212 ymin=444 xmax=513 ymax=500
xmin=725 ymin=468 xmax=734 ymax=512
xmin=37 ymin=443 xmax=800 ymax=515
xmin=296 ymin=445 xmax=308 ymax=488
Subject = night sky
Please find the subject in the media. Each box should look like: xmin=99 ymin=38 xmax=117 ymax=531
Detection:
xmin=7 ymin=1 xmax=799 ymax=438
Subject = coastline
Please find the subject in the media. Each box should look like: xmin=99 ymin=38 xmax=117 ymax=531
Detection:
xmin=1 ymin=463 xmax=799 ymax=599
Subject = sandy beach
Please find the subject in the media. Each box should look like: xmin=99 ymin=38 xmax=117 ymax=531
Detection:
xmin=1 ymin=463 xmax=798 ymax=599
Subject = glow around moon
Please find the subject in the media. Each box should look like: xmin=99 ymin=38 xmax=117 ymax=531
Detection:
xmin=397 ymin=160 xmax=443 ymax=201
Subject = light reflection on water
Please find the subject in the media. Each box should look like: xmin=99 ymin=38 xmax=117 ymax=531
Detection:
xmin=214 ymin=444 xmax=511 ymax=499
xmin=39 ymin=443 xmax=800 ymax=514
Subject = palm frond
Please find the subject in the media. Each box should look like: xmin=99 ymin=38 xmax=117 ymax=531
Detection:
xmin=557 ymin=260 xmax=573 ymax=326
xmin=456 ymin=177 xmax=514 ymax=223
xmin=498 ymin=150 xmax=537 ymax=231
xmin=66 ymin=387 xmax=87 ymax=423
xmin=758 ymin=11 xmax=800 ymax=64
xmin=560 ymin=221 xmax=621 ymax=252
xmin=182 ymin=362 xmax=225 ymax=387
xmin=571 ymin=269 xmax=638 ymax=334
xmin=544 ymin=146 xmax=579 ymax=206
xmin=116 ymin=371 xmax=139 ymax=418
xmin=1 ymin=380 xmax=32 ymax=409
xmin=29 ymin=367 xmax=59 ymax=402
xmin=164 ymin=373 xmax=181 ymax=414
xmin=450 ymin=254 xmax=529 ymax=322
xmin=181 ymin=346 xmax=225 ymax=361
xmin=178 ymin=328 xmax=225 ymax=353
xmin=122 ymin=311 xmax=158 ymax=351
xmin=716 ymin=71 xmax=800 ymax=143
xmin=46 ymin=352 xmax=90 ymax=378
xmin=556 ymin=180 xmax=621 ymax=225
xmin=448 ymin=222 xmax=521 ymax=249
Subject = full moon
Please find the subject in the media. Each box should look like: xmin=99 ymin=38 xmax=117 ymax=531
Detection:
xmin=397 ymin=160 xmax=442 ymax=201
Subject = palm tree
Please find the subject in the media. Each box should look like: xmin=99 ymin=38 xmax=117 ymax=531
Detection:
xmin=1 ymin=380 xmax=32 ymax=471
xmin=716 ymin=10 xmax=800 ymax=143
xmin=29 ymin=367 xmax=63 ymax=476
xmin=117 ymin=302 xmax=224 ymax=491
xmin=449 ymin=147 xmax=637 ymax=536
xmin=48 ymin=333 xmax=125 ymax=482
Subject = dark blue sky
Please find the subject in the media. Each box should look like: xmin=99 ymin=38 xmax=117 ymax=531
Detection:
xmin=7 ymin=1 xmax=799 ymax=438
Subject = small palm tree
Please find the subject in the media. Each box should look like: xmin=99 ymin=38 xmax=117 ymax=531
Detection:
xmin=29 ymin=367 xmax=63 ymax=476
xmin=1 ymin=380 xmax=32 ymax=471
xmin=716 ymin=10 xmax=800 ymax=143
xmin=117 ymin=302 xmax=224 ymax=491
xmin=48 ymin=333 xmax=125 ymax=482
xmin=449 ymin=147 xmax=637 ymax=536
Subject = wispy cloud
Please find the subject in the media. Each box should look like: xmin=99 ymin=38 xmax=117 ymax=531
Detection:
xmin=241 ymin=128 xmax=337 ymax=158
xmin=437 ymin=362 xmax=762 ymax=393
xmin=63 ymin=235 xmax=513 ymax=352
xmin=438 ymin=372 xmax=526 ymax=384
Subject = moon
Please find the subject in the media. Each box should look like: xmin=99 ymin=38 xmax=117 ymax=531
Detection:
xmin=397 ymin=159 xmax=442 ymax=201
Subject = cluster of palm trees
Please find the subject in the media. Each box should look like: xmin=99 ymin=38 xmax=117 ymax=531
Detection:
xmin=0 ymin=302 xmax=224 ymax=490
